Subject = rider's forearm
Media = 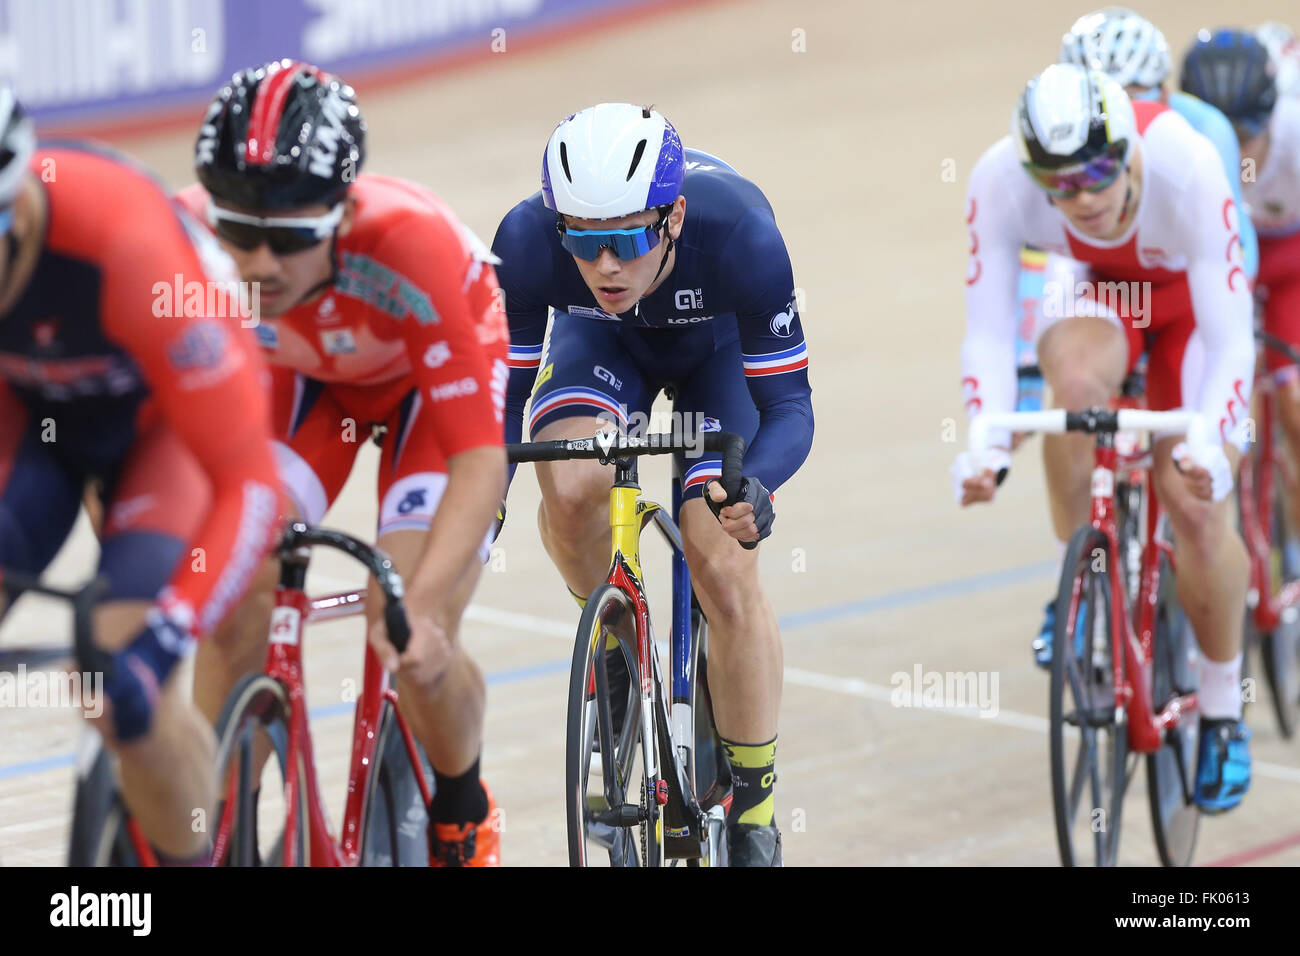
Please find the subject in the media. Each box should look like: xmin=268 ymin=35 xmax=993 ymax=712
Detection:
xmin=742 ymin=397 xmax=814 ymax=493
xmin=408 ymin=444 xmax=506 ymax=613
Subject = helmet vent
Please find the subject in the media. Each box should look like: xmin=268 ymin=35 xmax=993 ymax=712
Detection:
xmin=626 ymin=138 xmax=647 ymax=181
xmin=560 ymin=140 xmax=572 ymax=182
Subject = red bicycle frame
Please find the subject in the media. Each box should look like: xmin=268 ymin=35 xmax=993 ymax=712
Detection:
xmin=1077 ymin=435 xmax=1197 ymax=754
xmin=211 ymin=584 xmax=430 ymax=866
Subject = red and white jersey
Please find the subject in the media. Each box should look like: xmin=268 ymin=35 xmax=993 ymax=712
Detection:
xmin=963 ymin=101 xmax=1254 ymax=447
xmin=1244 ymin=96 xmax=1300 ymax=238
xmin=178 ymin=175 xmax=509 ymax=459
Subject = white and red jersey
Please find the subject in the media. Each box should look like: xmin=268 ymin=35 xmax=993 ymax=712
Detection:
xmin=1244 ymin=96 xmax=1300 ymax=237
xmin=963 ymin=101 xmax=1254 ymax=448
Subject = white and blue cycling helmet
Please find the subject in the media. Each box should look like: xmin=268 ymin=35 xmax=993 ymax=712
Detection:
xmin=542 ymin=103 xmax=684 ymax=262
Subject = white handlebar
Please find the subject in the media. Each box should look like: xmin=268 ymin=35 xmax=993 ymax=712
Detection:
xmin=968 ymin=409 xmax=1204 ymax=459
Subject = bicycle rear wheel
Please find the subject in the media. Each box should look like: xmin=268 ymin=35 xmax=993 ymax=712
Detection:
xmin=1050 ymin=526 xmax=1130 ymax=867
xmin=360 ymin=700 xmax=434 ymax=866
xmin=1147 ymin=551 xmax=1201 ymax=866
xmin=211 ymin=673 xmax=306 ymax=866
xmin=566 ymin=583 xmax=659 ymax=867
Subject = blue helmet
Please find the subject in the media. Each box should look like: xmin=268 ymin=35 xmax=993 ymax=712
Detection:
xmin=1180 ymin=29 xmax=1277 ymax=132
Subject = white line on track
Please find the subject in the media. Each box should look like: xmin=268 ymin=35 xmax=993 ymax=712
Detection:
xmin=782 ymin=668 xmax=1300 ymax=785
xmin=306 ymin=574 xmax=1300 ymax=786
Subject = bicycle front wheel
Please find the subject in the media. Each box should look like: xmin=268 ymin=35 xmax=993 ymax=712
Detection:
xmin=1050 ymin=526 xmax=1131 ymax=867
xmin=211 ymin=673 xmax=307 ymax=866
xmin=566 ymin=583 xmax=658 ymax=867
xmin=359 ymin=700 xmax=434 ymax=866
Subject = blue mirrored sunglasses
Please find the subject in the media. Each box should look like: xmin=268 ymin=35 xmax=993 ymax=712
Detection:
xmin=0 ymin=206 xmax=13 ymax=237
xmin=1023 ymin=141 xmax=1127 ymax=199
xmin=556 ymin=206 xmax=671 ymax=261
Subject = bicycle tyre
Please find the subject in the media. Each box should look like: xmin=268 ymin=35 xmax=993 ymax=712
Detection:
xmin=1050 ymin=525 xmax=1129 ymax=866
xmin=211 ymin=672 xmax=305 ymax=866
xmin=1262 ymin=471 xmax=1300 ymax=737
xmin=566 ymin=583 xmax=659 ymax=867
xmin=1147 ymin=549 xmax=1201 ymax=866
xmin=67 ymin=732 xmax=143 ymax=866
xmin=359 ymin=700 xmax=434 ymax=866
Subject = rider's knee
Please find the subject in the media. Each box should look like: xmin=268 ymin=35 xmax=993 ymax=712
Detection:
xmin=540 ymin=468 xmax=609 ymax=542
xmin=683 ymin=537 xmax=758 ymax=624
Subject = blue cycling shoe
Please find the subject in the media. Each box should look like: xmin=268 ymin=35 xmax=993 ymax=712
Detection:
xmin=1194 ymin=717 xmax=1252 ymax=814
xmin=1032 ymin=601 xmax=1055 ymax=669
xmin=1032 ymin=596 xmax=1088 ymax=670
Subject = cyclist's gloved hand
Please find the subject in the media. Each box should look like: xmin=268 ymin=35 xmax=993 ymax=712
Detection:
xmin=704 ymin=476 xmax=774 ymax=550
xmin=1172 ymin=419 xmax=1233 ymax=502
xmin=100 ymin=609 xmax=192 ymax=742
xmin=951 ymin=447 xmax=1010 ymax=506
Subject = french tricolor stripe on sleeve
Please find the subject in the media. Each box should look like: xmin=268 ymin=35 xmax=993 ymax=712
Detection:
xmin=508 ymin=342 xmax=544 ymax=370
xmin=684 ymin=459 xmax=722 ymax=492
xmin=742 ymin=342 xmax=808 ymax=377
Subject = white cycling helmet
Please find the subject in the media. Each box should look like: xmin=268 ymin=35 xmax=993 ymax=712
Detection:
xmin=1013 ymin=64 xmax=1136 ymax=187
xmin=0 ymin=86 xmax=34 ymax=206
xmin=541 ymin=103 xmax=684 ymax=220
xmin=1256 ymin=21 xmax=1300 ymax=98
xmin=1061 ymin=7 xmax=1171 ymax=91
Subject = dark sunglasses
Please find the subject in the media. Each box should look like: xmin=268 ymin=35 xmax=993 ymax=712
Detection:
xmin=206 ymin=201 xmax=344 ymax=254
xmin=556 ymin=205 xmax=672 ymax=261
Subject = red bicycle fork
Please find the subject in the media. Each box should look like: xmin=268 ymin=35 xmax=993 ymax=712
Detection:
xmin=1088 ymin=442 xmax=1196 ymax=754
xmin=214 ymin=583 xmax=431 ymax=866
xmin=592 ymin=559 xmax=664 ymax=812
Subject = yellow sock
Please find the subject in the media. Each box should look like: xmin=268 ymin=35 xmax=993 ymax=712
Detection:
xmin=720 ymin=736 xmax=777 ymax=826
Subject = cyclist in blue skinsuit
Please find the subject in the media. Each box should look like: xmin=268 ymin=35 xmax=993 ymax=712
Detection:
xmin=492 ymin=103 xmax=813 ymax=866
xmin=1024 ymin=7 xmax=1261 ymax=669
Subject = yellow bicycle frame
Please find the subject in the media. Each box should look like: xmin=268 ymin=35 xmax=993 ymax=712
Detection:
xmin=607 ymin=483 xmax=662 ymax=585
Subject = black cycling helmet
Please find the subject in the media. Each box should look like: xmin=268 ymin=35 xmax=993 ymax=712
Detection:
xmin=195 ymin=59 xmax=366 ymax=211
xmin=1180 ymin=29 xmax=1277 ymax=131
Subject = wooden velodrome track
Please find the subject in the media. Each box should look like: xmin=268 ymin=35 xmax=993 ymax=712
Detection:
xmin=2 ymin=0 xmax=1298 ymax=866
